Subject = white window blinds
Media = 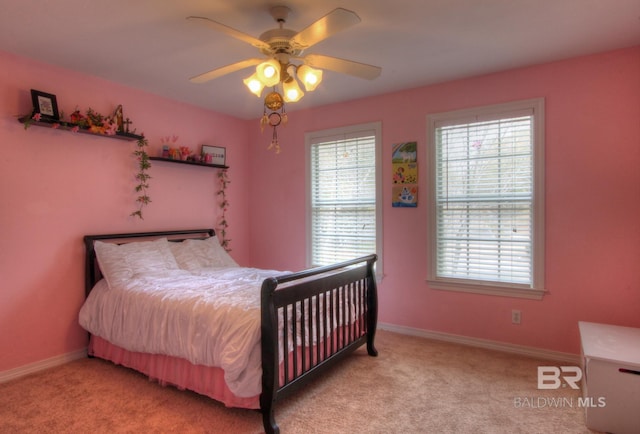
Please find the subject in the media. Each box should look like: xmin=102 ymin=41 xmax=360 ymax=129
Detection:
xmin=427 ymin=98 xmax=545 ymax=298
xmin=309 ymin=131 xmax=377 ymax=266
xmin=435 ymin=114 xmax=534 ymax=285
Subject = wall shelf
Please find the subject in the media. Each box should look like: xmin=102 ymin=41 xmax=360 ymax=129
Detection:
xmin=149 ymin=157 xmax=228 ymax=169
xmin=18 ymin=117 xmax=144 ymax=142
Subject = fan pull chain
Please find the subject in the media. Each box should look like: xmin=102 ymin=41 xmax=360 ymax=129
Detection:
xmin=260 ymin=107 xmax=268 ymax=133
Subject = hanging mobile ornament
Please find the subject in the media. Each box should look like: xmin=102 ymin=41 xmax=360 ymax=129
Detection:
xmin=262 ymin=90 xmax=286 ymax=154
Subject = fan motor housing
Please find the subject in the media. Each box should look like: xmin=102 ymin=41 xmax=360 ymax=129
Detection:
xmin=259 ymin=28 xmax=302 ymax=56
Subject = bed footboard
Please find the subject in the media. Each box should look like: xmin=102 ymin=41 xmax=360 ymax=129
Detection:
xmin=260 ymin=254 xmax=378 ymax=434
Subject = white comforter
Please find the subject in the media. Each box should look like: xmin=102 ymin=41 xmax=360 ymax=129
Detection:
xmin=78 ymin=267 xmax=285 ymax=398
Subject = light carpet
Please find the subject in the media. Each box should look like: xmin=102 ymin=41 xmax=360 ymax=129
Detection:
xmin=0 ymin=330 xmax=598 ymax=433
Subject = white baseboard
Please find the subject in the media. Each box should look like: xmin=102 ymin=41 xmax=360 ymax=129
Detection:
xmin=378 ymin=323 xmax=580 ymax=364
xmin=1 ymin=326 xmax=579 ymax=384
xmin=0 ymin=348 xmax=87 ymax=384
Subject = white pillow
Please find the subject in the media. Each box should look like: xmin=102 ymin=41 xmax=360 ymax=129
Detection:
xmin=169 ymin=236 xmax=238 ymax=270
xmin=94 ymin=238 xmax=180 ymax=288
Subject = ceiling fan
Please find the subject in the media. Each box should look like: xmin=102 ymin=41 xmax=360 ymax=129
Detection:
xmin=188 ymin=6 xmax=381 ymax=153
xmin=187 ymin=6 xmax=382 ymax=89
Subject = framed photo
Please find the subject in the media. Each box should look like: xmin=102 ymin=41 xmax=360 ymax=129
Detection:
xmin=202 ymin=145 xmax=226 ymax=166
xmin=30 ymin=89 xmax=60 ymax=121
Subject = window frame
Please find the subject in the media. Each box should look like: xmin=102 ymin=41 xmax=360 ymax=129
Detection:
xmin=426 ymin=99 xmax=545 ymax=300
xmin=305 ymin=122 xmax=383 ymax=280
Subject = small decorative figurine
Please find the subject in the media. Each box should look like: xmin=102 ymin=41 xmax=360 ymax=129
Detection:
xmin=113 ymin=105 xmax=124 ymax=132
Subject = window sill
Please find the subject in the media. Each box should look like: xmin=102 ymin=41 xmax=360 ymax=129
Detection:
xmin=426 ymin=279 xmax=545 ymax=300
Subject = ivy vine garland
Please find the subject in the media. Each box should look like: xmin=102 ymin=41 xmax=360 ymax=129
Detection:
xmin=217 ymin=169 xmax=231 ymax=251
xmin=131 ymin=136 xmax=151 ymax=219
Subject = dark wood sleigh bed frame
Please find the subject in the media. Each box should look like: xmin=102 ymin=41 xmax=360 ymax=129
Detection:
xmin=83 ymin=229 xmax=378 ymax=434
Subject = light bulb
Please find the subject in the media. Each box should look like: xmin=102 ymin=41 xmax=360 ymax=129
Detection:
xmin=263 ymin=65 xmax=276 ymax=79
xmin=297 ymin=65 xmax=323 ymax=91
xmin=283 ymin=78 xmax=304 ymax=102
xmin=243 ymin=73 xmax=265 ymax=97
xmin=256 ymin=59 xmax=281 ymax=87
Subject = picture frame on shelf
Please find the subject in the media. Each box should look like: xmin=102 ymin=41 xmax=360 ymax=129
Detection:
xmin=202 ymin=145 xmax=226 ymax=166
xmin=30 ymin=89 xmax=59 ymax=121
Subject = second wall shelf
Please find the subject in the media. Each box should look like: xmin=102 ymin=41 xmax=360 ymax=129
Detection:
xmin=149 ymin=157 xmax=228 ymax=169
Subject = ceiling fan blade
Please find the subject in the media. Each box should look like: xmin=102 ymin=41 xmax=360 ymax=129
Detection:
xmin=190 ymin=58 xmax=263 ymax=84
xmin=187 ymin=16 xmax=270 ymax=51
xmin=302 ymin=54 xmax=382 ymax=80
xmin=290 ymin=8 xmax=361 ymax=50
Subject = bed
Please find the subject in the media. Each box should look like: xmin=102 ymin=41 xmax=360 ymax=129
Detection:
xmin=79 ymin=229 xmax=378 ymax=434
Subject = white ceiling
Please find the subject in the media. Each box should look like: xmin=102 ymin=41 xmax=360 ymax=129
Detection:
xmin=1 ymin=0 xmax=638 ymax=119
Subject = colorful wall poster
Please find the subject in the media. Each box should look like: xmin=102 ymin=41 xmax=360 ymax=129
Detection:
xmin=392 ymin=142 xmax=418 ymax=207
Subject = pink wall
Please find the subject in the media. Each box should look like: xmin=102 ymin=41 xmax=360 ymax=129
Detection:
xmin=0 ymin=51 xmax=251 ymax=371
xmin=248 ymin=46 xmax=640 ymax=355
xmin=1 ymin=46 xmax=638 ymax=373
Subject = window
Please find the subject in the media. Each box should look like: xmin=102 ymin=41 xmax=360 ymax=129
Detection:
xmin=306 ymin=122 xmax=383 ymax=278
xmin=427 ymin=99 xmax=545 ymax=299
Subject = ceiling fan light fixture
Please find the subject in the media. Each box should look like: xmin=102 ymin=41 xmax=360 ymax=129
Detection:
xmin=256 ymin=58 xmax=281 ymax=87
xmin=243 ymin=73 xmax=265 ymax=97
xmin=282 ymin=77 xmax=304 ymax=102
xmin=297 ymin=64 xmax=323 ymax=91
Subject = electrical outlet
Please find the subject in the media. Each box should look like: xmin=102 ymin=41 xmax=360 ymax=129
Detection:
xmin=512 ymin=309 xmax=521 ymax=324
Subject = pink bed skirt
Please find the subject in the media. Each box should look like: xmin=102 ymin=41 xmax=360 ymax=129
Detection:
xmin=89 ymin=320 xmax=366 ymax=410
xmin=88 ymin=335 xmax=260 ymax=409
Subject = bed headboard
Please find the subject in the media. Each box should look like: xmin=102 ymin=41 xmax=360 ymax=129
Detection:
xmin=83 ymin=228 xmax=215 ymax=296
